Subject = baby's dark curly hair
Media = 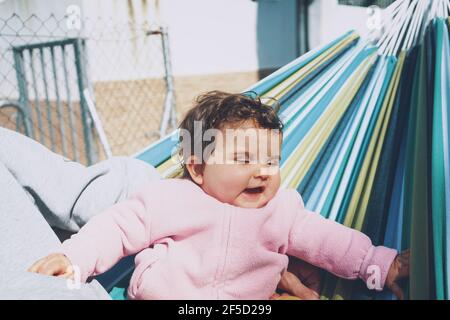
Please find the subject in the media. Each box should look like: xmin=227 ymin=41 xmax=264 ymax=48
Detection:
xmin=177 ymin=90 xmax=284 ymax=180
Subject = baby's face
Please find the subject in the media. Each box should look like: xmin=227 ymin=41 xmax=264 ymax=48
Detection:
xmin=199 ymin=121 xmax=282 ymax=209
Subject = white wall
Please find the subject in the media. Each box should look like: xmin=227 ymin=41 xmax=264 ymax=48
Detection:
xmin=308 ymin=0 xmax=374 ymax=49
xmin=0 ymin=0 xmax=377 ymax=100
xmin=159 ymin=0 xmax=297 ymax=75
xmin=0 ymin=0 xmax=80 ymax=17
xmin=0 ymin=0 xmax=298 ymax=80
xmin=160 ymin=0 xmax=258 ymax=75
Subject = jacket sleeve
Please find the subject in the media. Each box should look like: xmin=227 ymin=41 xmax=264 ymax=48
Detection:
xmin=286 ymin=190 xmax=397 ymax=290
xmin=60 ymin=184 xmax=156 ymax=283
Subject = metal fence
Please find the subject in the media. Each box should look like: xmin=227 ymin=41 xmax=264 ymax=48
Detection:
xmin=0 ymin=13 xmax=176 ymax=165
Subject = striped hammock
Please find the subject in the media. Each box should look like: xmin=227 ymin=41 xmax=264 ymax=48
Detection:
xmin=102 ymin=0 xmax=450 ymax=300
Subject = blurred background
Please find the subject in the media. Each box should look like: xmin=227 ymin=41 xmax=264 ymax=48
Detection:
xmin=0 ymin=0 xmax=395 ymax=164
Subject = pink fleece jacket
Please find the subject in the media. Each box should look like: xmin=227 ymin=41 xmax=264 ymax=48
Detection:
xmin=61 ymin=178 xmax=397 ymax=300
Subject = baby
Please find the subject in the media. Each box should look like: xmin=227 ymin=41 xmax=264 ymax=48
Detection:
xmin=29 ymin=91 xmax=409 ymax=299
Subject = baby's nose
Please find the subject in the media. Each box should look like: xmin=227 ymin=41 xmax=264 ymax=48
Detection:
xmin=256 ymin=164 xmax=277 ymax=178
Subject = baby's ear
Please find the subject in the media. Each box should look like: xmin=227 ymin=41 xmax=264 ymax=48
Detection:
xmin=185 ymin=155 xmax=204 ymax=185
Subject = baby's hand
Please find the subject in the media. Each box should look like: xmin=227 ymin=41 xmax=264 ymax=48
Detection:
xmin=385 ymin=249 xmax=410 ymax=300
xmin=274 ymin=257 xmax=321 ymax=300
xmin=28 ymin=253 xmax=74 ymax=279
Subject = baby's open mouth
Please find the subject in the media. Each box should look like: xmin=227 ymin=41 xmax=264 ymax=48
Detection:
xmin=244 ymin=186 xmax=265 ymax=194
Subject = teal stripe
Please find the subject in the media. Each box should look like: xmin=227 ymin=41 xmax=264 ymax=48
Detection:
xmin=432 ymin=18 xmax=446 ymax=300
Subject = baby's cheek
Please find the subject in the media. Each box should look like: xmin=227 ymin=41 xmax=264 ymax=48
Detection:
xmin=266 ymin=176 xmax=281 ymax=197
xmin=220 ymin=177 xmax=241 ymax=192
xmin=221 ymin=175 xmax=247 ymax=198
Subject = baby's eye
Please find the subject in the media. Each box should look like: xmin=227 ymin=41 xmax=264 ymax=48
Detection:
xmin=267 ymin=159 xmax=280 ymax=166
xmin=235 ymin=158 xmax=251 ymax=164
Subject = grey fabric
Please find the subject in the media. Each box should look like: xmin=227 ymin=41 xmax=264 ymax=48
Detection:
xmin=0 ymin=127 xmax=162 ymax=299
xmin=0 ymin=127 xmax=161 ymax=232
xmin=0 ymin=161 xmax=110 ymax=299
xmin=1 ymin=273 xmax=110 ymax=300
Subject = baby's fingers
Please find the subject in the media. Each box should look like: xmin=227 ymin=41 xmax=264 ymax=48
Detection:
xmin=39 ymin=258 xmax=66 ymax=276
xmin=57 ymin=266 xmax=75 ymax=280
xmin=269 ymin=293 xmax=281 ymax=300
xmin=28 ymin=256 xmax=48 ymax=273
xmin=278 ymin=271 xmax=319 ymax=300
xmin=28 ymin=254 xmax=70 ymax=277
